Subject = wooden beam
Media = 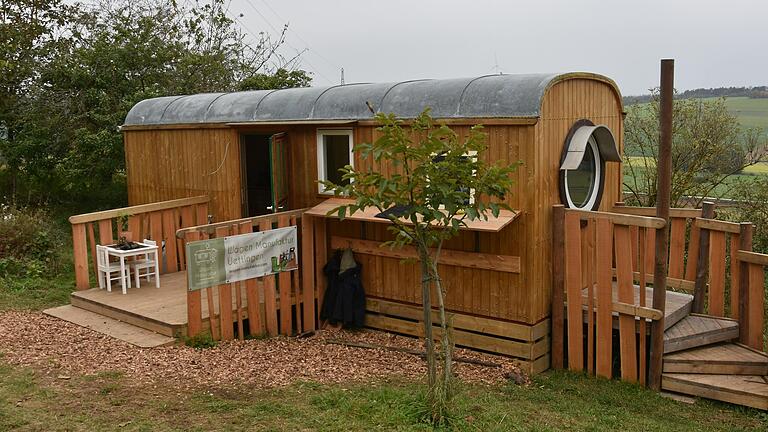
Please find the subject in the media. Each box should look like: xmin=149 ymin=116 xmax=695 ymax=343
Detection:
xmin=551 ymin=205 xmax=565 ymax=369
xmin=72 ymin=223 xmax=90 ymax=290
xmin=694 ymin=217 xmax=741 ymax=234
xmin=565 ymin=208 xmax=666 ymax=229
xmin=69 ymin=196 xmax=209 ymax=224
xmin=693 ymin=203 xmax=715 ymax=314
xmin=330 ymin=236 xmax=520 ymax=273
xmin=610 ymin=206 xmax=701 ymax=219
xmin=649 ymin=58 xmax=674 ymax=391
xmin=735 ymin=250 xmax=768 ymax=266
xmin=176 ymin=208 xmax=309 ymax=238
xmin=738 ymin=223 xmax=754 ymax=346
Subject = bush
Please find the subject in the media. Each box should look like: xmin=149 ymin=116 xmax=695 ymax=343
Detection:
xmin=0 ymin=205 xmax=65 ymax=277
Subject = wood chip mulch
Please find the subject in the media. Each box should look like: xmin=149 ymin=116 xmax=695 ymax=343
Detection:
xmin=0 ymin=311 xmax=529 ymax=390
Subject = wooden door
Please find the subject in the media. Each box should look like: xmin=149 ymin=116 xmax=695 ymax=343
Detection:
xmin=269 ymin=133 xmax=288 ymax=213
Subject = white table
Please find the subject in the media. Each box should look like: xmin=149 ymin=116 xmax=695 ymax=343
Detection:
xmin=105 ymin=242 xmax=160 ymax=294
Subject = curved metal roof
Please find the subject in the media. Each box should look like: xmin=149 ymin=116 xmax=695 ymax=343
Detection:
xmin=124 ymin=72 xmax=620 ymax=126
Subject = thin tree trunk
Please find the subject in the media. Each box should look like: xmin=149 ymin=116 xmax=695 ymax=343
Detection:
xmin=418 ymin=250 xmax=436 ymax=405
xmin=431 ymin=261 xmax=452 ymax=386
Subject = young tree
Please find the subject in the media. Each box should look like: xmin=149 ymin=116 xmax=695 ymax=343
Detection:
xmin=624 ymin=90 xmax=765 ymax=207
xmin=321 ymin=109 xmax=518 ymax=425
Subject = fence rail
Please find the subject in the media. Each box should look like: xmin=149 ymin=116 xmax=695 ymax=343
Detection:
xmin=69 ymin=196 xmax=210 ymax=290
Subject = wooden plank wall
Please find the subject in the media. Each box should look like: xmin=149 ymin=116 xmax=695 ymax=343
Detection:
xmin=124 ymin=128 xmax=241 ymax=222
xmin=533 ymin=78 xmax=624 ymax=323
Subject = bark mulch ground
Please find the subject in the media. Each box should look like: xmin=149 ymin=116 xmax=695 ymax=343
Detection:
xmin=0 ymin=311 xmax=527 ymax=391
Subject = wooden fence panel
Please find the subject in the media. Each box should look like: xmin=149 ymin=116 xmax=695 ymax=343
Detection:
xmin=564 ymin=211 xmax=583 ymax=371
xmin=615 ymin=225 xmax=638 ymax=383
xmin=239 ymin=222 xmax=264 ymax=336
xmin=301 ymin=214 xmax=316 ymax=332
xmin=184 ymin=231 xmax=203 ymax=337
xmin=259 ymin=219 xmax=279 ymax=336
xmin=747 ymin=262 xmax=765 ymax=350
xmin=595 ymin=218 xmax=613 ymax=379
xmin=668 ymin=218 xmax=686 ymax=279
xmin=277 ymin=215 xmax=293 ymax=335
xmin=708 ymin=231 xmax=727 ymax=317
xmin=730 ymin=233 xmax=741 ymax=319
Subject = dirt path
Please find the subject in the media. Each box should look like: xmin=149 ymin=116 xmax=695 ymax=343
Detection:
xmin=0 ymin=311 xmax=526 ymax=390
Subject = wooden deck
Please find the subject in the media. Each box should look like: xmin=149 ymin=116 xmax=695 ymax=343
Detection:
xmin=70 ymin=271 xmax=246 ymax=337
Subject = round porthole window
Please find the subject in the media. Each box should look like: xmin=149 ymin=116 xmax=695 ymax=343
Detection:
xmin=559 ymin=120 xmax=621 ymax=211
xmin=564 ymin=136 xmax=601 ymax=209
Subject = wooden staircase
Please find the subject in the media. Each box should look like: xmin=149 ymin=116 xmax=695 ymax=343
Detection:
xmin=660 ymin=310 xmax=768 ymax=410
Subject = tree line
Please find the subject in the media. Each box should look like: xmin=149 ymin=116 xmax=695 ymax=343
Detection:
xmin=0 ymin=0 xmax=311 ymax=210
xmin=624 ymin=86 xmax=768 ymax=105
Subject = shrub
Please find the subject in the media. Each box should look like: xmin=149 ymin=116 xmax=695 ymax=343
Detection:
xmin=0 ymin=205 xmax=65 ymax=277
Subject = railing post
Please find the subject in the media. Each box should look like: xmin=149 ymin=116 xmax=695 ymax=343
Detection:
xmin=649 ymin=58 xmax=674 ymax=391
xmin=551 ymin=205 xmax=565 ymax=369
xmin=738 ymin=222 xmax=753 ymax=346
xmin=692 ymin=202 xmax=716 ymax=313
xmin=72 ymin=223 xmax=90 ymax=290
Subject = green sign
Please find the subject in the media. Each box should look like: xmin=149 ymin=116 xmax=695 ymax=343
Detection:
xmin=186 ymin=238 xmax=226 ymax=291
xmin=186 ymin=226 xmax=299 ymax=291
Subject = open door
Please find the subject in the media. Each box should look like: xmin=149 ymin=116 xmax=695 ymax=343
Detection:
xmin=269 ymin=132 xmax=289 ymax=213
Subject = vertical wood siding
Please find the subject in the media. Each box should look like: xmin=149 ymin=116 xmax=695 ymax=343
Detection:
xmin=125 ymin=128 xmax=242 ymax=221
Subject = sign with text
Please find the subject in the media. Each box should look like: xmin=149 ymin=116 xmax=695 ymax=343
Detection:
xmin=186 ymin=226 xmax=299 ymax=291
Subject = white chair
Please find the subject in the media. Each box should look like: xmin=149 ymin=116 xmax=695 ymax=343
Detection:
xmin=131 ymin=239 xmax=160 ymax=288
xmin=96 ymin=245 xmax=130 ymax=294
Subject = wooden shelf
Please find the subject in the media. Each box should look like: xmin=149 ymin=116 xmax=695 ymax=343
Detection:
xmin=304 ymin=198 xmax=519 ymax=233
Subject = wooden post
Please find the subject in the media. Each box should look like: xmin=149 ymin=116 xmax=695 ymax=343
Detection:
xmin=551 ymin=205 xmax=565 ymax=369
xmin=185 ymin=231 xmax=203 ymax=338
xmin=72 ymin=223 xmax=90 ymax=290
xmin=649 ymin=59 xmax=674 ymax=391
xmin=738 ymin=222 xmax=753 ymax=346
xmin=692 ymin=202 xmax=715 ymax=313
xmin=301 ymin=213 xmax=316 ymax=332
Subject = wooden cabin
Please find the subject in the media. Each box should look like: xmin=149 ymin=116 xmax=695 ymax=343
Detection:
xmin=121 ymin=73 xmax=625 ymax=372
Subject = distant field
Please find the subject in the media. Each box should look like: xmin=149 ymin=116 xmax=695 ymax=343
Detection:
xmin=703 ymin=96 xmax=768 ymax=132
xmin=624 ymin=156 xmax=768 ymax=176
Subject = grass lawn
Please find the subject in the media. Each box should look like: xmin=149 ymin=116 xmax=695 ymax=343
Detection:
xmin=0 ymin=361 xmax=765 ymax=432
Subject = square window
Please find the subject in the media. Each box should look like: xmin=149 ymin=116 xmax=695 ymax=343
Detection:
xmin=317 ymin=130 xmax=354 ymax=194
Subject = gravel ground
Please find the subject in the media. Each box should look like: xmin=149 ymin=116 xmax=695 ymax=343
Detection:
xmin=0 ymin=311 xmax=527 ymax=390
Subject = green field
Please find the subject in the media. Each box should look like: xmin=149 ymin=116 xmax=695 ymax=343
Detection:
xmin=709 ymin=96 xmax=768 ymax=132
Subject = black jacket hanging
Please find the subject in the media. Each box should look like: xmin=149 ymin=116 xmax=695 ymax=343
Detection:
xmin=320 ymin=249 xmax=366 ymax=327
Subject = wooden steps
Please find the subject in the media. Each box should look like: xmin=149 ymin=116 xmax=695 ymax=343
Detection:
xmin=662 ymin=373 xmax=767 ymax=410
xmin=663 ymin=314 xmax=739 ymax=354
xmin=581 ymin=285 xmax=693 ymax=331
xmin=43 ymin=305 xmax=176 ymax=348
xmin=664 ymin=343 xmax=768 ymax=375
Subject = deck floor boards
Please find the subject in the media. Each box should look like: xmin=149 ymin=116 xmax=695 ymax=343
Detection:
xmin=581 ymin=285 xmax=693 ymax=331
xmin=664 ymin=342 xmax=768 ymax=375
xmin=663 ymin=315 xmax=739 ymax=354
xmin=70 ymin=271 xmax=252 ymax=336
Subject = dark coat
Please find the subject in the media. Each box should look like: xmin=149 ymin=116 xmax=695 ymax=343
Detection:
xmin=320 ymin=250 xmax=366 ymax=327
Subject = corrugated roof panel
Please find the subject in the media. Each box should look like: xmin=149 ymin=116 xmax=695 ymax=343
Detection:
xmin=204 ymin=90 xmax=273 ymax=123
xmin=123 ymin=73 xmax=619 ymax=126
xmin=160 ymin=93 xmax=226 ymax=124
xmin=311 ymin=82 xmax=392 ymax=119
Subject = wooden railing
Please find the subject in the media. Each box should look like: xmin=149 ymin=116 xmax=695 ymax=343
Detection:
xmin=176 ymin=208 xmax=312 ymax=341
xmin=734 ymin=250 xmax=767 ymax=350
xmin=69 ymin=196 xmax=210 ymax=290
xmin=615 ymin=202 xmax=765 ymax=349
xmin=553 ymin=205 xmax=666 ymax=384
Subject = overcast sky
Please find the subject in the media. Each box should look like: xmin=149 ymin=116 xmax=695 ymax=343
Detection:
xmin=228 ymin=0 xmax=767 ymax=96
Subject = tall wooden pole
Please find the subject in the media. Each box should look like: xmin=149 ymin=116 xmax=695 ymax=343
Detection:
xmin=649 ymin=59 xmax=674 ymax=391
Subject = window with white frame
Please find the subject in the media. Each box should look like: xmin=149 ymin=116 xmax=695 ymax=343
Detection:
xmin=317 ymin=129 xmax=354 ymax=194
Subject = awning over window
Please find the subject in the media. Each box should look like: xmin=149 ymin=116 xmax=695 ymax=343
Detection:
xmin=560 ymin=124 xmax=621 ymax=170
xmin=305 ymin=198 xmax=519 ymax=233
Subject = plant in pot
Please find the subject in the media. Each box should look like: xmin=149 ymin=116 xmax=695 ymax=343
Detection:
xmin=116 ymin=213 xmax=134 ymax=249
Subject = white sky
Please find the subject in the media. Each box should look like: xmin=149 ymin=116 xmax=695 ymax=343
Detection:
xmin=228 ymin=0 xmax=768 ymax=96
